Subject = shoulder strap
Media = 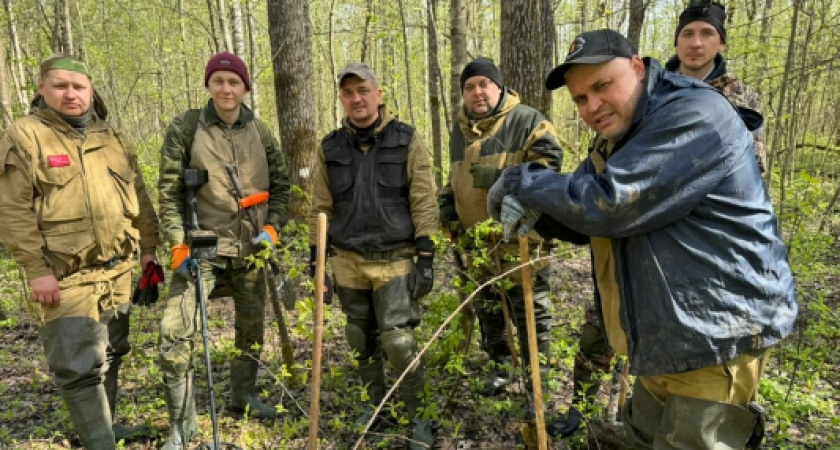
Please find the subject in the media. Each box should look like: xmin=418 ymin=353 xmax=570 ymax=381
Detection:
xmin=253 ymin=118 xmax=275 ymax=149
xmin=180 ymin=109 xmax=201 ymax=158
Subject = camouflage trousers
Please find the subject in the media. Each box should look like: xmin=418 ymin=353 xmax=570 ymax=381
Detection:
xmin=158 ymin=257 xmax=267 ymax=382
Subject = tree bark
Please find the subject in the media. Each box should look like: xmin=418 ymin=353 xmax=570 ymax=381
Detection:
xmin=360 ymin=0 xmax=374 ymax=62
xmin=449 ymin=0 xmax=467 ymax=126
xmin=501 ymin=0 xmax=543 ymax=110
xmin=0 ymin=45 xmax=13 ymax=125
xmin=232 ymin=0 xmax=245 ymax=56
xmin=540 ymin=0 xmax=555 ymax=119
xmin=179 ymin=0 xmax=193 ymax=108
xmin=771 ymin=0 xmax=801 ymax=226
xmin=217 ymin=0 xmax=233 ymax=53
xmin=267 ymin=0 xmax=319 ymax=221
xmin=398 ymin=0 xmax=416 ymax=124
xmin=206 ymin=0 xmax=220 ymax=53
xmin=626 ymin=0 xmax=648 ymax=51
xmin=245 ymin=0 xmax=259 ymax=115
xmin=328 ymin=0 xmax=339 ymax=127
xmin=427 ymin=0 xmax=443 ymax=188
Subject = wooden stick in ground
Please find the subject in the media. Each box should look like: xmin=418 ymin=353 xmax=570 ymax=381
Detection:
xmin=307 ymin=212 xmax=328 ymax=450
xmin=519 ymin=235 xmax=547 ymax=450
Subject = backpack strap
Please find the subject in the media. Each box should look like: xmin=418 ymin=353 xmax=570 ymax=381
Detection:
xmin=180 ymin=109 xmax=201 ymax=158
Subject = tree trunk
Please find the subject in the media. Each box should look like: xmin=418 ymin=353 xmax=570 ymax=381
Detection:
xmin=626 ymin=0 xmax=648 ymax=51
xmin=232 ymin=0 xmax=245 ymax=56
xmin=540 ymin=0 xmax=555 ymax=119
xmin=245 ymin=0 xmax=259 ymax=115
xmin=3 ymin=0 xmax=28 ymax=109
xmin=328 ymin=0 xmax=339 ymax=127
xmin=267 ymin=0 xmax=319 ymax=221
xmin=772 ymin=0 xmax=801 ymax=228
xmin=217 ymin=0 xmax=233 ymax=53
xmin=0 ymin=45 xmax=13 ymax=125
xmin=206 ymin=0 xmax=220 ymax=53
xmin=72 ymin=1 xmax=86 ymax=61
xmin=398 ymin=0 xmax=416 ymax=124
xmin=449 ymin=0 xmax=467 ymax=127
xmin=360 ymin=0 xmax=374 ymax=62
xmin=501 ymin=0 xmax=543 ymax=110
xmin=427 ymin=0 xmax=443 ymax=188
xmin=179 ymin=0 xmax=193 ymax=108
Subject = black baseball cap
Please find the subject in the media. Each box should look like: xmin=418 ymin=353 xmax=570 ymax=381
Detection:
xmin=545 ymin=29 xmax=637 ymax=90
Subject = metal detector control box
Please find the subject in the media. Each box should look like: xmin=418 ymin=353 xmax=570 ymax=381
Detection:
xmin=188 ymin=230 xmax=218 ymax=260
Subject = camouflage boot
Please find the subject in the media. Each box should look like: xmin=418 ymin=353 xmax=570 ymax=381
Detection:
xmin=480 ymin=355 xmax=513 ymax=396
xmin=229 ymin=358 xmax=277 ymax=419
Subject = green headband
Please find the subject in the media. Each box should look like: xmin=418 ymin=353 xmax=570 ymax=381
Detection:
xmin=44 ymin=57 xmax=91 ymax=78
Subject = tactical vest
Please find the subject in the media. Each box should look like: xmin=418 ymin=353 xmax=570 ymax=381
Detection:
xmin=321 ymin=120 xmax=415 ymax=254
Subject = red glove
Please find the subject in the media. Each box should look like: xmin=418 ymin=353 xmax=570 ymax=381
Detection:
xmin=132 ymin=262 xmax=165 ymax=306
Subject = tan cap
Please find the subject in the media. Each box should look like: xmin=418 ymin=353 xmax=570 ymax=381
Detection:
xmin=337 ymin=62 xmax=378 ymax=86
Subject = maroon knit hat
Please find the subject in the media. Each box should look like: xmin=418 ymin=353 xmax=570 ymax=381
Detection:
xmin=205 ymin=52 xmax=251 ymax=91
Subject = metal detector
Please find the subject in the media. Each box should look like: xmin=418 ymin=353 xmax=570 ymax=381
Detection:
xmin=184 ymin=168 xmax=240 ymax=450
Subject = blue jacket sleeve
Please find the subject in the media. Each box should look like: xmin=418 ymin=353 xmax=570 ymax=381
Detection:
xmin=516 ymin=93 xmax=746 ymax=238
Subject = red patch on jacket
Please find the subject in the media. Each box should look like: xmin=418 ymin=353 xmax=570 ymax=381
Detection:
xmin=48 ymin=155 xmax=71 ymax=167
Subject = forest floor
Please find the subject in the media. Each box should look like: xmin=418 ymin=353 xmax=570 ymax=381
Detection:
xmin=0 ymin=243 xmax=837 ymax=449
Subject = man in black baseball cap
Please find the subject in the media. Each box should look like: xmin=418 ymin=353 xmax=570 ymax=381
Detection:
xmin=486 ymin=28 xmax=793 ymax=448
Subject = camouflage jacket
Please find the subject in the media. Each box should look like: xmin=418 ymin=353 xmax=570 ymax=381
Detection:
xmin=158 ymin=100 xmax=290 ymax=258
xmin=0 ymin=108 xmax=160 ymax=280
xmin=666 ymin=54 xmax=767 ymax=173
xmin=439 ymin=89 xmax=564 ymax=229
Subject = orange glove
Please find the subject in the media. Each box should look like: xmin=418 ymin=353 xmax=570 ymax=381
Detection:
xmin=258 ymin=225 xmax=278 ymax=245
xmin=170 ymin=244 xmax=191 ymax=272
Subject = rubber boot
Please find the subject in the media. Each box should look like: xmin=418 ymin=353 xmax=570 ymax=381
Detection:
xmin=354 ymin=357 xmax=387 ymax=430
xmin=161 ymin=377 xmax=198 ymax=450
xmin=548 ymin=357 xmax=602 ymax=438
xmin=103 ymin=361 xmax=149 ymax=442
xmin=64 ymin=384 xmax=116 ymax=450
xmin=229 ymin=358 xmax=277 ymax=419
xmin=479 ymin=355 xmax=513 ymax=396
xmin=402 ymin=367 xmax=434 ymax=450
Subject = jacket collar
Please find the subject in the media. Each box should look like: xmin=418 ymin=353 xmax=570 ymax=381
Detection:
xmin=203 ymin=99 xmax=255 ymax=128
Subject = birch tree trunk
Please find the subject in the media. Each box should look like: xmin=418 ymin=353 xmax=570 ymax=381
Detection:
xmin=217 ymin=0 xmax=233 ymax=53
xmin=232 ymin=0 xmax=245 ymax=56
xmin=245 ymin=0 xmax=259 ymax=115
xmin=179 ymin=0 xmax=193 ymax=108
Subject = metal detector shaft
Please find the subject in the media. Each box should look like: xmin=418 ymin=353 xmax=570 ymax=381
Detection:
xmin=193 ymin=262 xmax=221 ymax=450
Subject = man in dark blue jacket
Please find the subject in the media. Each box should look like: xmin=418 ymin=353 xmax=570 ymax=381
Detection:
xmin=488 ymin=29 xmax=796 ymax=449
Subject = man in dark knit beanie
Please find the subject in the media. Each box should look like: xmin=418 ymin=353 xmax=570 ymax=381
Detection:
xmin=460 ymin=57 xmax=504 ymax=92
xmin=440 ymin=55 xmax=564 ymax=416
xmin=674 ymin=0 xmax=727 ymax=45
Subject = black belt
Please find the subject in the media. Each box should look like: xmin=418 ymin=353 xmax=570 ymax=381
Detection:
xmin=360 ymin=249 xmax=410 ymax=261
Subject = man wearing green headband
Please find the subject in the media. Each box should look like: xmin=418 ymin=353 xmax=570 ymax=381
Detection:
xmin=0 ymin=55 xmax=160 ymax=449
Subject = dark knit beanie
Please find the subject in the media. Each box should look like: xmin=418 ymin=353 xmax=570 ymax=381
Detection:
xmin=205 ymin=52 xmax=251 ymax=91
xmin=675 ymin=1 xmax=727 ymax=45
xmin=460 ymin=57 xmax=503 ymax=92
